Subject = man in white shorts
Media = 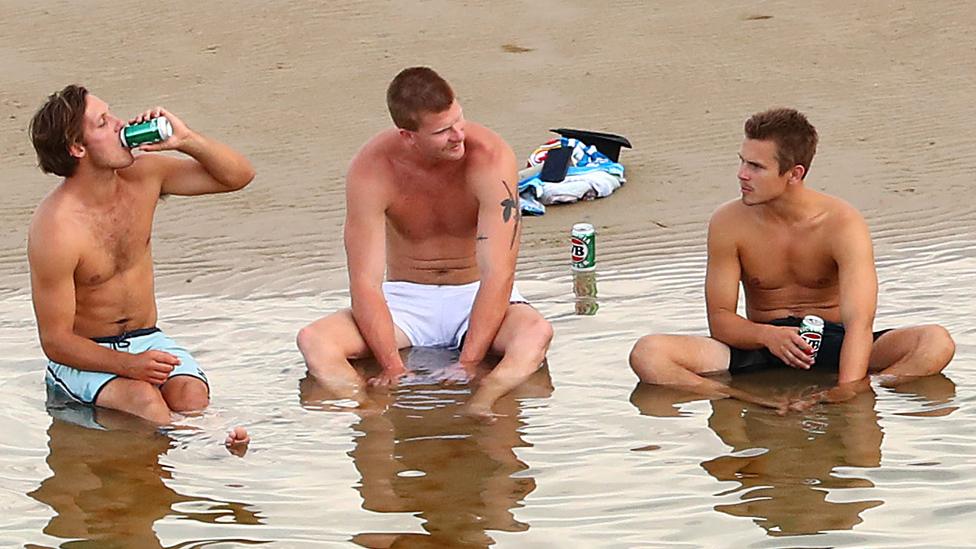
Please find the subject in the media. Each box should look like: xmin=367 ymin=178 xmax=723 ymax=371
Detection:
xmin=297 ymin=67 xmax=553 ymax=420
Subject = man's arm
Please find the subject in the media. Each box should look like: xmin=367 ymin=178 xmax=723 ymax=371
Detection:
xmin=345 ymin=156 xmax=405 ymax=385
xmin=457 ymin=146 xmax=520 ymax=366
xmin=27 ymin=220 xmax=178 ymax=385
xmin=705 ymin=206 xmax=813 ymax=369
xmin=788 ymin=211 xmax=878 ymax=411
xmin=130 ymin=107 xmax=255 ymax=196
xmin=835 ymin=212 xmax=878 ymax=382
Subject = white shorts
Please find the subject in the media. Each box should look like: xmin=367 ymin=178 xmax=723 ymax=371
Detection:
xmin=382 ymin=280 xmax=527 ymax=349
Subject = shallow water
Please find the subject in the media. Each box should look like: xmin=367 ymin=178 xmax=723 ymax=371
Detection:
xmin=3 ymin=1 xmax=976 ymax=547
xmin=2 ymin=203 xmax=974 ymax=547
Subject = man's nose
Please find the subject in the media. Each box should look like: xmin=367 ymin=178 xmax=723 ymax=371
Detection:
xmin=737 ymin=165 xmax=749 ymax=181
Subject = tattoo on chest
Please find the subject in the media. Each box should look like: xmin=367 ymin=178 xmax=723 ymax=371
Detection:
xmin=499 ymin=180 xmax=521 ymax=249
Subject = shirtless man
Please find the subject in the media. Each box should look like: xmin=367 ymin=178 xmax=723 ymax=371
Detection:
xmin=297 ymin=67 xmax=553 ymax=419
xmin=28 ymin=85 xmax=254 ymax=444
xmin=629 ymin=108 xmax=955 ymax=411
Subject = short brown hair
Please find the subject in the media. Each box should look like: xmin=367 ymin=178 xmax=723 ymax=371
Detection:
xmin=29 ymin=85 xmax=89 ymax=178
xmin=744 ymin=108 xmax=818 ymax=177
xmin=386 ymin=67 xmax=455 ymax=131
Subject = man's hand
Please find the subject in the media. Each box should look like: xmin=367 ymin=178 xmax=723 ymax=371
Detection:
xmin=121 ymin=350 xmax=180 ymax=385
xmin=129 ymin=106 xmax=192 ymax=152
xmin=787 ymin=379 xmax=867 ymax=412
xmin=368 ymin=364 xmax=408 ymax=387
xmin=762 ymin=325 xmax=815 ymax=369
xmin=443 ymin=360 xmax=480 ymax=384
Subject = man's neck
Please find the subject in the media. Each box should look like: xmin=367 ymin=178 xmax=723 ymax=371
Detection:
xmin=761 ymin=185 xmax=818 ymax=225
xmin=64 ymin=165 xmax=121 ymax=205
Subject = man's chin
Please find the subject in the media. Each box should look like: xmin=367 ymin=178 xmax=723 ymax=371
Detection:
xmin=740 ymin=194 xmax=761 ymax=206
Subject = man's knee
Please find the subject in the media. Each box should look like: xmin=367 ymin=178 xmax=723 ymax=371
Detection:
xmin=297 ymin=323 xmax=339 ymax=358
xmin=163 ymin=377 xmax=210 ymax=412
xmin=513 ymin=315 xmax=554 ymax=360
xmin=531 ymin=316 xmax=554 ymax=349
xmin=100 ymin=380 xmax=171 ymax=423
xmin=918 ymin=325 xmax=955 ymax=374
xmin=296 ymin=323 xmax=320 ymax=354
xmin=630 ymin=335 xmax=666 ymax=383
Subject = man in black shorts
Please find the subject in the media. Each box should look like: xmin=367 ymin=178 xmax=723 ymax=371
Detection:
xmin=628 ymin=108 xmax=954 ymax=411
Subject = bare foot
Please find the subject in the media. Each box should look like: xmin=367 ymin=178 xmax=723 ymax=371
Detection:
xmin=225 ymin=426 xmax=250 ymax=457
xmin=461 ymin=403 xmax=502 ymax=424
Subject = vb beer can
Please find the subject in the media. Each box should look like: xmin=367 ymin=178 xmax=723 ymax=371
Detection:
xmin=798 ymin=315 xmax=825 ymax=360
xmin=570 ymin=223 xmax=596 ymax=271
xmin=120 ymin=116 xmax=173 ymax=148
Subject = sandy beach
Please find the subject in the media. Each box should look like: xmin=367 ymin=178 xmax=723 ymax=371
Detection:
xmin=3 ymin=1 xmax=975 ymax=298
xmin=2 ymin=1 xmax=975 ymax=546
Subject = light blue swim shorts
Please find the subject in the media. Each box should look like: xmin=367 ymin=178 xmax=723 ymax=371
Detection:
xmin=45 ymin=327 xmax=208 ymax=405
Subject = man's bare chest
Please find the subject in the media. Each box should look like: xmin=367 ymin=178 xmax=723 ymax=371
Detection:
xmin=739 ymin=230 xmax=837 ymax=290
xmin=385 ymin=182 xmax=479 ymax=241
xmin=75 ymin=205 xmax=155 ymax=286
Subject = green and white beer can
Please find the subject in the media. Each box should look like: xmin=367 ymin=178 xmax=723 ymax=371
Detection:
xmin=570 ymin=223 xmax=596 ymax=271
xmin=120 ymin=116 xmax=173 ymax=148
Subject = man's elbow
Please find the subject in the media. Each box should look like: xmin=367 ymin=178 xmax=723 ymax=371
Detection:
xmin=228 ymin=163 xmax=256 ymax=191
xmin=39 ymin=331 xmax=71 ymax=364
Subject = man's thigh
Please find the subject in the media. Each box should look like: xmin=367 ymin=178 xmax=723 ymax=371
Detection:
xmin=94 ymin=377 xmax=168 ymax=421
xmin=304 ymin=308 xmax=412 ymax=359
xmin=658 ymin=334 xmax=732 ymax=375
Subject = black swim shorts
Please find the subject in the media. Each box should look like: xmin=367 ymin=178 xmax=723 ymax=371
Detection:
xmin=728 ymin=316 xmax=893 ymax=374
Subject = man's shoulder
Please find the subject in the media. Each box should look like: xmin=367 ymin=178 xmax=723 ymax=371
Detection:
xmin=28 ymin=187 xmax=81 ymax=259
xmin=464 ymin=123 xmax=514 ymax=164
xmin=31 ymin=185 xmax=72 ymax=230
xmin=709 ymin=198 xmax=749 ymax=226
xmin=348 ymin=130 xmax=398 ymax=178
xmin=816 ymin=191 xmax=867 ymax=229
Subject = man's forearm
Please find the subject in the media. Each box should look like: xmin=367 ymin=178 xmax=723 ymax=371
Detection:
xmin=42 ymin=333 xmax=131 ymax=375
xmin=351 ymin=290 xmax=404 ymax=372
xmin=458 ymin=278 xmax=512 ymax=364
xmin=179 ymin=131 xmax=255 ymax=190
xmin=837 ymin=326 xmax=873 ymax=384
xmin=709 ymin=310 xmax=773 ymax=350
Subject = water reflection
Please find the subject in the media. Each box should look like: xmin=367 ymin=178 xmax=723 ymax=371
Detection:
xmin=630 ymin=371 xmax=956 ymax=537
xmin=29 ymin=404 xmax=262 ymax=548
xmin=572 ymin=271 xmax=599 ymax=316
xmin=300 ymin=347 xmax=553 ymax=547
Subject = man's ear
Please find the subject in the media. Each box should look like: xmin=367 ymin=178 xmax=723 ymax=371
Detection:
xmin=69 ymin=141 xmax=86 ymax=159
xmin=397 ymin=128 xmax=416 ymax=145
xmin=788 ymin=164 xmax=806 ymax=184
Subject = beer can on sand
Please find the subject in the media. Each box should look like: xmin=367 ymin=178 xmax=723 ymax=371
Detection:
xmin=798 ymin=315 xmax=825 ymax=360
xmin=120 ymin=116 xmax=173 ymax=148
xmin=570 ymin=223 xmax=596 ymax=271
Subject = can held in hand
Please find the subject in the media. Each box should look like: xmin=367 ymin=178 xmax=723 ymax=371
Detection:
xmin=120 ymin=116 xmax=173 ymax=148
xmin=798 ymin=315 xmax=825 ymax=360
xmin=570 ymin=223 xmax=596 ymax=271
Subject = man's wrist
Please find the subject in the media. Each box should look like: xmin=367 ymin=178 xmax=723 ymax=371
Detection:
xmin=756 ymin=324 xmax=775 ymax=350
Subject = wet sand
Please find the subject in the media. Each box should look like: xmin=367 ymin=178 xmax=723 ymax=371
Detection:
xmin=2 ymin=1 xmax=975 ymax=547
